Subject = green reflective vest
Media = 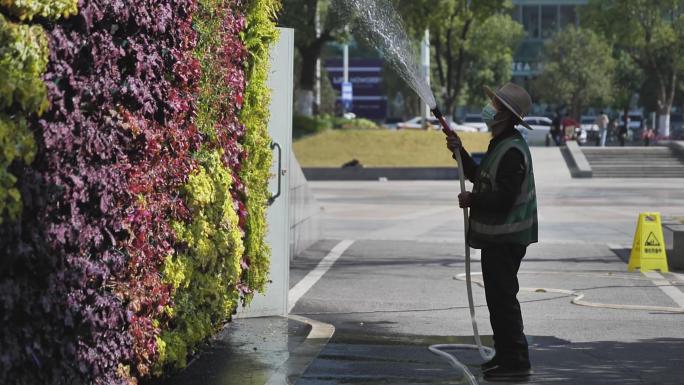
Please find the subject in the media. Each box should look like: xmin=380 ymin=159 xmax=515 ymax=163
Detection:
xmin=468 ymin=135 xmax=538 ymax=248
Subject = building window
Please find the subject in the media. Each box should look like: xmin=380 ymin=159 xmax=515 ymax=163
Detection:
xmin=522 ymin=5 xmax=540 ymax=39
xmin=541 ymin=5 xmax=558 ymax=39
xmin=512 ymin=5 xmax=522 ymax=23
xmin=559 ymin=5 xmax=577 ymax=28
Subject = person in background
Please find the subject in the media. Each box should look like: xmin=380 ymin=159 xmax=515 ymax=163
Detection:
xmin=595 ymin=111 xmax=609 ymax=147
xmin=551 ymin=112 xmax=562 ymax=146
xmin=561 ymin=113 xmax=579 ymax=144
xmin=608 ymin=118 xmax=618 ymax=145
xmin=619 ymin=114 xmax=629 ymax=146
xmin=642 ymin=125 xmax=655 ymax=146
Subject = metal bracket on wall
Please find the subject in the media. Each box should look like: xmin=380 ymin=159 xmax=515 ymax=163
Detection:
xmin=268 ymin=141 xmax=282 ymax=205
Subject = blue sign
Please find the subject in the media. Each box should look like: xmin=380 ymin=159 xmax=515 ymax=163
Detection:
xmin=341 ymin=82 xmax=353 ymax=102
xmin=325 ymin=59 xmax=387 ymax=120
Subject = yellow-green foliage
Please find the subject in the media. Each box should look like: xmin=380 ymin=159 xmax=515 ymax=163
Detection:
xmin=0 ymin=0 xmax=78 ymax=20
xmin=158 ymin=0 xmax=249 ymax=370
xmin=0 ymin=13 xmax=49 ymax=222
xmin=158 ymin=0 xmax=281 ymax=370
xmin=239 ymin=0 xmax=279 ymax=296
xmin=160 ymin=150 xmax=244 ymax=369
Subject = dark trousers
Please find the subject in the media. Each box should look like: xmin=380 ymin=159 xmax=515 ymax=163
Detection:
xmin=481 ymin=243 xmax=530 ymax=367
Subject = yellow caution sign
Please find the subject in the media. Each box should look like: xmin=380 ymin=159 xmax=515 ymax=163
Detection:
xmin=628 ymin=212 xmax=669 ymax=273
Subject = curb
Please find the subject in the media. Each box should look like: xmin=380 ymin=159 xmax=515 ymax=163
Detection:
xmin=561 ymin=141 xmax=593 ymax=178
xmin=265 ymin=315 xmax=335 ymax=385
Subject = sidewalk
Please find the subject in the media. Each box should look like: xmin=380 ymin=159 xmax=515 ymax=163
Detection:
xmin=154 ymin=316 xmax=327 ymax=385
xmin=159 ymin=246 xmax=684 ymax=385
xmin=159 ymin=148 xmax=684 ymax=385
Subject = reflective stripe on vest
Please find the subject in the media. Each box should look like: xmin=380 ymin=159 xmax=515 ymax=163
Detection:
xmin=470 ymin=216 xmax=536 ymax=235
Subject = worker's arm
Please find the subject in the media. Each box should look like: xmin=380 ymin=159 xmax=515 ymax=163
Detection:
xmin=470 ymin=148 xmax=525 ymax=212
xmin=455 ymin=147 xmax=478 ymax=183
xmin=445 ymin=135 xmax=478 ymax=183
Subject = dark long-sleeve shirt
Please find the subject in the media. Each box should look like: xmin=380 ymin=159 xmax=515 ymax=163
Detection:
xmin=457 ymin=129 xmax=526 ymax=213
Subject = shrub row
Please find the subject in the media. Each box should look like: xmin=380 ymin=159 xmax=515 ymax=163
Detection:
xmin=293 ymin=114 xmax=380 ymax=139
xmin=0 ymin=0 xmax=278 ymax=383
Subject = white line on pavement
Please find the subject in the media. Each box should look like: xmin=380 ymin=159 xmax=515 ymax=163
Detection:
xmin=288 ymin=240 xmax=355 ymax=313
xmin=265 ymin=315 xmax=335 ymax=385
xmin=643 ymin=271 xmax=684 ymax=309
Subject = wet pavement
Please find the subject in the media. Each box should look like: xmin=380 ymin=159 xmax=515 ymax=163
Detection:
xmin=153 ymin=317 xmax=310 ymax=385
xmin=291 ymin=148 xmax=684 ymax=384
xmin=300 ymin=331 xmax=684 ymax=384
xmin=157 ymin=148 xmax=684 ymax=385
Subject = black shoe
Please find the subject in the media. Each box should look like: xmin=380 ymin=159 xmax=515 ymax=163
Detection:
xmin=483 ymin=364 xmax=533 ymax=380
xmin=480 ymin=356 xmax=500 ymax=371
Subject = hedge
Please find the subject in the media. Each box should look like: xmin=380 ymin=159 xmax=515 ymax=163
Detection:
xmin=240 ymin=0 xmax=279 ymax=296
xmin=0 ymin=0 xmax=279 ymax=383
xmin=158 ymin=0 xmax=249 ymax=370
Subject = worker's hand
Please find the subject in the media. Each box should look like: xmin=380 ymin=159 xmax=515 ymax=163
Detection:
xmin=445 ymin=134 xmax=462 ymax=154
xmin=458 ymin=192 xmax=472 ymax=208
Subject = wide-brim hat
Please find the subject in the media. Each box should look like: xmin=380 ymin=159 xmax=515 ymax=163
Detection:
xmin=484 ymin=83 xmax=533 ymax=130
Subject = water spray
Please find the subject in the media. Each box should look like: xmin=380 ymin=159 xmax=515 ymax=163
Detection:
xmin=337 ymin=1 xmax=494 ymax=383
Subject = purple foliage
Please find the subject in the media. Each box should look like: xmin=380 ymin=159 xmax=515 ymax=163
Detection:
xmin=0 ymin=0 xmax=200 ymax=383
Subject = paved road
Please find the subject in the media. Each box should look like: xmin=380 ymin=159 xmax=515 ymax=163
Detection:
xmin=290 ymin=148 xmax=684 ymax=384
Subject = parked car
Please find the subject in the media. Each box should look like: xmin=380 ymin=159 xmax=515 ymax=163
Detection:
xmin=581 ymin=116 xmax=599 ymax=143
xmin=382 ymin=117 xmax=403 ymax=130
xmin=515 ymin=116 xmax=553 ymax=146
xmin=670 ymin=113 xmax=684 ymax=133
xmin=462 ymin=114 xmax=489 ymax=132
xmin=396 ymin=116 xmax=477 ymax=132
xmin=618 ymin=112 xmax=643 ymax=131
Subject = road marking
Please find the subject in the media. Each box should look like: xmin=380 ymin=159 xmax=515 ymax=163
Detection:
xmin=288 ymin=240 xmax=355 ymax=313
xmin=265 ymin=315 xmax=335 ymax=385
xmin=643 ymin=271 xmax=684 ymax=308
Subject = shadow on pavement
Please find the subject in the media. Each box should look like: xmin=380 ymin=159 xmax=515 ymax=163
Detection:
xmin=299 ymin=332 xmax=684 ymax=385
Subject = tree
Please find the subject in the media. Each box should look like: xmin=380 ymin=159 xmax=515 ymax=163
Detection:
xmin=534 ymin=27 xmax=615 ymax=119
xmin=583 ymin=0 xmax=684 ymax=137
xmin=462 ymin=14 xmax=525 ymax=108
xmin=397 ymin=0 xmax=522 ymax=117
xmin=612 ymin=50 xmax=644 ymax=122
xmin=279 ymin=0 xmax=346 ymax=116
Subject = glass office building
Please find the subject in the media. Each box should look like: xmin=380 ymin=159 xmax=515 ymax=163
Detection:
xmin=510 ymin=0 xmax=588 ymax=80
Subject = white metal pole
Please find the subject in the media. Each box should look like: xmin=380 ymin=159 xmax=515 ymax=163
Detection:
xmin=315 ymin=8 xmax=321 ymax=111
xmin=421 ymin=29 xmax=430 ymax=129
xmin=343 ymin=35 xmax=349 ymax=115
xmin=343 ymin=44 xmax=349 ymax=83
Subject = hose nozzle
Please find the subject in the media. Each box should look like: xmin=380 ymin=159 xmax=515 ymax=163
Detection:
xmin=431 ymin=107 xmax=452 ymax=136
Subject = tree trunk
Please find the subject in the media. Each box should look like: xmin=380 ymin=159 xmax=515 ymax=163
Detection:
xmin=653 ymin=67 xmax=676 ymax=138
xmin=297 ymin=47 xmax=319 ymax=116
xmin=657 ymin=106 xmax=671 ymax=139
xmin=296 ymin=90 xmax=314 ymax=116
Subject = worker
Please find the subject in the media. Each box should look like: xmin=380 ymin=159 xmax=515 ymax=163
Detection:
xmin=445 ymin=83 xmax=538 ymax=380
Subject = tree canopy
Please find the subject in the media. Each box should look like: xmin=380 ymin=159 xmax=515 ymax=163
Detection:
xmin=582 ymin=0 xmax=684 ymax=135
xmin=397 ymin=0 xmax=523 ymax=116
xmin=279 ymin=0 xmax=346 ymax=115
xmin=534 ymin=26 xmax=615 ymax=119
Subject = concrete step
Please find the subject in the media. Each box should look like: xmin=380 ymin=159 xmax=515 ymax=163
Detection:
xmin=585 ymin=160 xmax=680 ymax=163
xmin=580 ymin=145 xmax=684 ymax=177
xmin=588 ymin=164 xmax=681 ymax=167
xmin=591 ymin=174 xmax=684 ymax=178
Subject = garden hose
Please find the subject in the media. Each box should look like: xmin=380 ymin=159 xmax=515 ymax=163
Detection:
xmin=429 ymin=109 xmax=494 ymax=385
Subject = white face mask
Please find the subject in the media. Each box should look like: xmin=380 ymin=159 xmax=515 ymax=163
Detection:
xmin=482 ymin=103 xmax=497 ymax=129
